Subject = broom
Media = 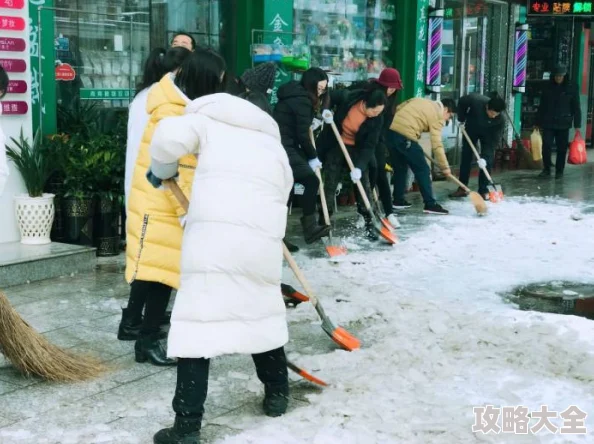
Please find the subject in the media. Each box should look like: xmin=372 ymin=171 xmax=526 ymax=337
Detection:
xmin=0 ymin=291 xmax=105 ymax=382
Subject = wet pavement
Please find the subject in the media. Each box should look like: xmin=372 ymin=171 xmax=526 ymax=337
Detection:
xmin=1 ymin=156 xmax=593 ymax=443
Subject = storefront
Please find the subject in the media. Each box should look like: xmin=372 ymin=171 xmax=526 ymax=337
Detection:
xmin=522 ymin=1 xmax=592 ymax=145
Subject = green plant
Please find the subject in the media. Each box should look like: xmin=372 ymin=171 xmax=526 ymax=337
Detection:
xmin=6 ymin=129 xmax=55 ymax=197
xmin=89 ymin=133 xmax=125 ymax=202
xmin=57 ymin=100 xmax=101 ymax=139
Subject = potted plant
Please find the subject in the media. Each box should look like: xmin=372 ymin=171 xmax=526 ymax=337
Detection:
xmin=59 ymin=134 xmax=96 ymax=246
xmin=90 ymin=133 xmax=125 ymax=256
xmin=6 ymin=129 xmax=56 ymax=245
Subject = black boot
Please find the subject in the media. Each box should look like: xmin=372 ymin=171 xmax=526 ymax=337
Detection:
xmin=301 ymin=214 xmax=330 ymax=244
xmin=538 ymin=169 xmax=551 ymax=178
xmin=117 ymin=307 xmax=142 ymax=341
xmin=263 ymin=383 xmax=289 ymax=417
xmin=359 ymin=210 xmax=379 ymax=241
xmin=135 ymin=336 xmax=177 ymax=366
xmin=283 ymin=238 xmax=300 ymax=253
xmin=153 ymin=416 xmax=201 ymax=444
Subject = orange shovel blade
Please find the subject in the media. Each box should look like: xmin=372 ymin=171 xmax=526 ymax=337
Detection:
xmin=379 ymin=226 xmax=398 ymax=245
xmin=488 ymin=191 xmax=500 ymax=203
xmin=380 ymin=217 xmax=395 ymax=233
xmin=287 ymin=362 xmax=328 ymax=387
xmin=326 ymin=245 xmax=347 ymax=257
xmin=331 ymin=326 xmax=361 ymax=351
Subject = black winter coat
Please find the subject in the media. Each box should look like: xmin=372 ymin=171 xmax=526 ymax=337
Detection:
xmin=457 ymin=93 xmax=504 ymax=148
xmin=273 ymin=81 xmax=317 ymax=163
xmin=317 ymin=88 xmax=384 ymax=170
xmin=537 ymin=78 xmax=581 ymax=130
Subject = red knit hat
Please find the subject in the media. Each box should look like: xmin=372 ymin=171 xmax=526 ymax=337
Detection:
xmin=377 ymin=68 xmax=403 ymax=90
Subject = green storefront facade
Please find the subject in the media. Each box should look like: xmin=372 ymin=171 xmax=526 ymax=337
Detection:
xmin=31 ymin=0 xmax=527 ymax=142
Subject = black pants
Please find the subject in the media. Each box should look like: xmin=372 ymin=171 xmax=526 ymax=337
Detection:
xmin=323 ymin=145 xmax=372 ymax=216
xmin=542 ymin=128 xmax=570 ymax=173
xmin=129 ymin=280 xmax=172 ymax=337
xmin=290 ymin=156 xmax=319 ymax=217
xmin=172 ymin=347 xmax=288 ymax=421
xmin=458 ymin=133 xmax=494 ymax=195
xmin=387 ymin=131 xmax=436 ymax=206
xmin=369 ymin=142 xmax=393 ymax=216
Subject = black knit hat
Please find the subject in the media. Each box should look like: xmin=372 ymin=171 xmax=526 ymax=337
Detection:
xmin=241 ymin=62 xmax=277 ymax=95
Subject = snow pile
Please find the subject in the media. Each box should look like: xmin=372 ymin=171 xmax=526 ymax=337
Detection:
xmin=219 ymin=197 xmax=594 ymax=443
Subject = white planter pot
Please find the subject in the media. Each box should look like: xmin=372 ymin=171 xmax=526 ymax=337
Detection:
xmin=14 ymin=193 xmax=55 ymax=245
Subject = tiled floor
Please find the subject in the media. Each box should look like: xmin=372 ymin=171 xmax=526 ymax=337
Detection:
xmin=1 ymin=157 xmax=593 ymax=443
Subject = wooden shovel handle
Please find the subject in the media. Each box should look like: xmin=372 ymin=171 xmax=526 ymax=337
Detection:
xmin=460 ymin=127 xmax=495 ymax=183
xmin=329 ymin=122 xmax=373 ymax=212
xmin=422 ymin=152 xmax=472 ymax=193
xmin=282 ymin=243 xmax=319 ymax=307
xmin=309 ymin=129 xmax=331 ymax=226
xmin=164 ymin=179 xmax=190 ymax=212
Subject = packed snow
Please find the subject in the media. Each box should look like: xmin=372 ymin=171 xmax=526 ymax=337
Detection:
xmin=219 ymin=197 xmax=594 ymax=443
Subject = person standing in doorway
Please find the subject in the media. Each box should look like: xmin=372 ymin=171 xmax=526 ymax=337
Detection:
xmin=449 ymin=93 xmax=505 ymax=199
xmin=387 ymin=97 xmax=456 ymax=215
xmin=536 ymin=65 xmax=582 ymax=179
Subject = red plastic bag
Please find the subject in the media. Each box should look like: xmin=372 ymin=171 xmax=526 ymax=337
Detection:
xmin=568 ymin=130 xmax=587 ymax=165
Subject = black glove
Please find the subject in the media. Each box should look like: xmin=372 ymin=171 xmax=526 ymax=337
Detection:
xmin=146 ymin=169 xmax=178 ymax=189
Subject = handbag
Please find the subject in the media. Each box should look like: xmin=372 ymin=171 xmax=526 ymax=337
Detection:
xmin=568 ymin=130 xmax=587 ymax=165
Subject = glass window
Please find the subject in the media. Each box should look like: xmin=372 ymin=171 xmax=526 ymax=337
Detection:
xmin=293 ymin=0 xmax=396 ymax=85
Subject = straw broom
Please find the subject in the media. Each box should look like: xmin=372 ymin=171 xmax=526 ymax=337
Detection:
xmin=0 ymin=291 xmax=105 ymax=382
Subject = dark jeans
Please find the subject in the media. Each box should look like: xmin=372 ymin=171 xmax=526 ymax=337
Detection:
xmin=129 ymin=280 xmax=172 ymax=337
xmin=369 ymin=142 xmax=393 ymax=216
xmin=542 ymin=128 xmax=570 ymax=173
xmin=458 ymin=133 xmax=494 ymax=195
xmin=323 ymin=145 xmax=372 ymax=216
xmin=172 ymin=347 xmax=288 ymax=421
xmin=386 ymin=131 xmax=436 ymax=206
xmin=291 ymin=157 xmax=319 ymax=217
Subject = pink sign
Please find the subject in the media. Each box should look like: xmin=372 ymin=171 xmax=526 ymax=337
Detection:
xmin=0 ymin=58 xmax=25 ymax=72
xmin=0 ymin=37 xmax=25 ymax=52
xmin=7 ymin=80 xmax=26 ymax=93
xmin=0 ymin=0 xmax=25 ymax=9
xmin=0 ymin=100 xmax=28 ymax=115
xmin=56 ymin=63 xmax=76 ymax=81
xmin=0 ymin=16 xmax=25 ymax=31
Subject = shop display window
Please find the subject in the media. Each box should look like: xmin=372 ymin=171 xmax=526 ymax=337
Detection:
xmin=293 ymin=0 xmax=396 ymax=83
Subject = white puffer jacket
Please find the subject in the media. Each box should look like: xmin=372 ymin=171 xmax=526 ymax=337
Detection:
xmin=150 ymin=93 xmax=294 ymax=359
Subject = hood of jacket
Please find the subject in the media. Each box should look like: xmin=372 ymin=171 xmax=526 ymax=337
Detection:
xmin=276 ymin=81 xmax=310 ymax=102
xmin=185 ymin=93 xmax=281 ymax=141
xmin=146 ymin=74 xmax=189 ymax=116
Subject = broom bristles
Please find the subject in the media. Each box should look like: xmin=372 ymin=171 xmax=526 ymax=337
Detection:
xmin=0 ymin=291 xmax=106 ymax=382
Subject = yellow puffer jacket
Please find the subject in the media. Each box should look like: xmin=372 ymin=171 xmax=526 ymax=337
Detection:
xmin=389 ymin=98 xmax=449 ymax=169
xmin=125 ymin=74 xmax=197 ymax=289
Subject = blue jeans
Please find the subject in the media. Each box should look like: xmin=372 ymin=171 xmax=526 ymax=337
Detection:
xmin=386 ymin=131 xmax=437 ymax=207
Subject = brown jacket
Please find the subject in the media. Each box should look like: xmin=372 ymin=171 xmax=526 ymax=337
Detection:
xmin=389 ymin=98 xmax=449 ymax=169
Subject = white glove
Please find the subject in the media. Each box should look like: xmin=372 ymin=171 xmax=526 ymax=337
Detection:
xmin=477 ymin=158 xmax=487 ymax=169
xmin=459 ymin=122 xmax=466 ymax=130
xmin=322 ymin=109 xmax=334 ymax=124
xmin=350 ymin=168 xmax=362 ymax=182
xmin=179 ymin=215 xmax=187 ymax=228
xmin=311 ymin=118 xmax=323 ymax=131
xmin=308 ymin=157 xmax=322 ymax=171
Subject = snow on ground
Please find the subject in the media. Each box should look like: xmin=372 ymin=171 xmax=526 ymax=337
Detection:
xmin=219 ymin=197 xmax=594 ymax=444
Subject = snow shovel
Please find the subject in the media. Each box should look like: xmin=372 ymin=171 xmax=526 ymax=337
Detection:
xmin=460 ymin=127 xmax=503 ymax=202
xmin=281 ymin=283 xmax=309 ymax=308
xmin=309 ymin=129 xmax=347 ymax=257
xmin=287 ymin=361 xmax=328 ymax=387
xmin=163 ymin=179 xmax=329 ymax=385
xmin=422 ymin=153 xmax=487 ymax=216
xmin=282 ymin=242 xmax=361 ymax=351
xmin=372 ymin=188 xmax=397 ymax=233
xmin=328 ymin=122 xmax=397 ymax=245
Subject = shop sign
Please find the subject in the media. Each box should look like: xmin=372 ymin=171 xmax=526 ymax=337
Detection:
xmin=0 ymin=16 xmax=25 ymax=30
xmin=0 ymin=57 xmax=25 ymax=71
xmin=7 ymin=79 xmax=26 ymax=93
xmin=528 ymin=1 xmax=594 ymax=15
xmin=263 ymin=0 xmax=293 ymax=105
xmin=55 ymin=63 xmax=75 ymax=81
xmin=80 ymin=88 xmax=134 ymax=100
xmin=445 ymin=4 xmax=487 ymax=18
xmin=0 ymin=0 xmax=25 ymax=8
xmin=0 ymin=100 xmax=28 ymax=115
xmin=0 ymin=37 xmax=24 ymax=51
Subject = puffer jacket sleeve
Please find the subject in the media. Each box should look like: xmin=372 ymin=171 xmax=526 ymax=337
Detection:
xmin=150 ymin=114 xmax=205 ymax=215
xmin=429 ymin=110 xmax=449 ymax=169
xmin=293 ymin=98 xmax=317 ymax=160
